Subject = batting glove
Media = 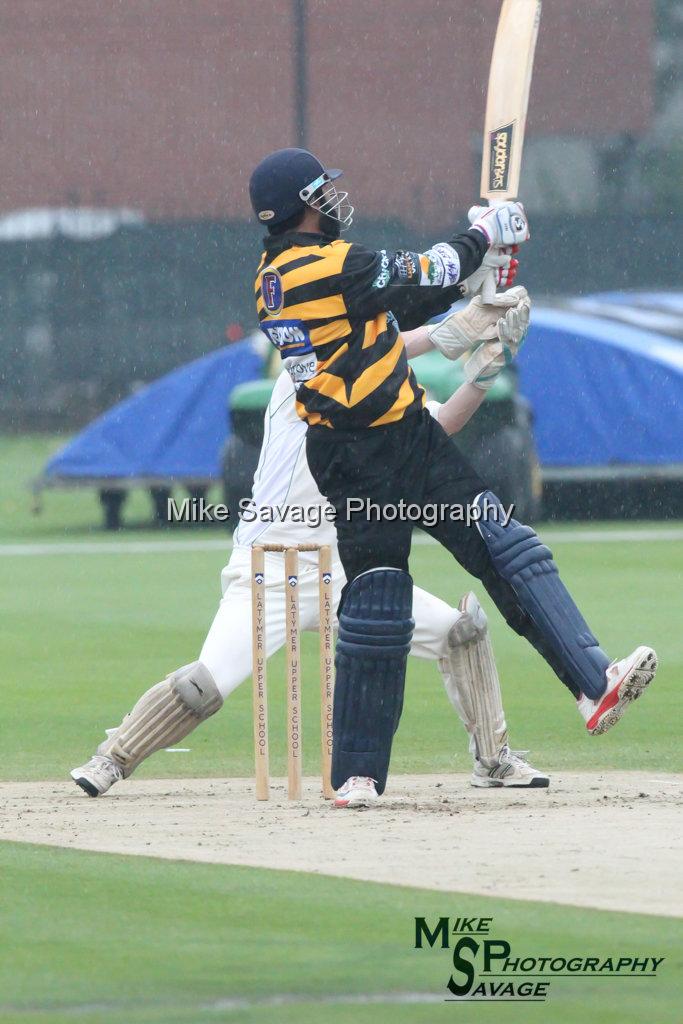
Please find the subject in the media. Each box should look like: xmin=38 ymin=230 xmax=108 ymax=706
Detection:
xmin=428 ymin=287 xmax=522 ymax=361
xmin=468 ymin=201 xmax=530 ymax=248
xmin=459 ymin=245 xmax=519 ymax=301
xmin=463 ymin=286 xmax=531 ymax=389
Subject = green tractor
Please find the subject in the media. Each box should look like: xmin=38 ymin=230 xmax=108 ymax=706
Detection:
xmin=223 ymin=351 xmax=541 ymax=523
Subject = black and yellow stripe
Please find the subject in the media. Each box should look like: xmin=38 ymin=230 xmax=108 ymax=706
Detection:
xmin=255 ymin=238 xmax=424 ymax=429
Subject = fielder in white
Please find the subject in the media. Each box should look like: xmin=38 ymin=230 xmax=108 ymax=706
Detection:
xmin=71 ymin=288 xmax=549 ymax=804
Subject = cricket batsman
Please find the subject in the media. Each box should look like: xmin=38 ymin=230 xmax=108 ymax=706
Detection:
xmin=248 ymin=147 xmax=658 ymax=806
xmin=71 ymin=290 xmax=547 ymax=805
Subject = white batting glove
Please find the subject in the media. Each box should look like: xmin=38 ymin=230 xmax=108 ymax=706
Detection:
xmin=463 ymin=286 xmax=531 ymax=389
xmin=458 ymin=246 xmax=520 ymax=303
xmin=468 ymin=202 xmax=529 ymax=248
xmin=428 ymin=291 xmax=519 ymax=360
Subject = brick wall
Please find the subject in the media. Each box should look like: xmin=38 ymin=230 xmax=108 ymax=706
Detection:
xmin=0 ymin=0 xmax=653 ymax=226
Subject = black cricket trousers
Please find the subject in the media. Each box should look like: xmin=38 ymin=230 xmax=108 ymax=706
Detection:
xmin=306 ymin=407 xmax=580 ymax=698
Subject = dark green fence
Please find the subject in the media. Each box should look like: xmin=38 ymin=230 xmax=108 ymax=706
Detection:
xmin=1 ymin=215 xmax=681 ymax=428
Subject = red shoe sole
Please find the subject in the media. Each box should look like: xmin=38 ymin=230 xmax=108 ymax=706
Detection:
xmin=588 ymin=649 xmax=657 ymax=735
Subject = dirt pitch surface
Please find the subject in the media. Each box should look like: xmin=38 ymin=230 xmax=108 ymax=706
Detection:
xmin=2 ymin=772 xmax=681 ymax=917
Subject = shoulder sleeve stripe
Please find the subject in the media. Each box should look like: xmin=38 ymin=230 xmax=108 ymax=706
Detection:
xmin=282 ymin=260 xmax=338 ymax=292
xmin=276 ymin=252 xmax=324 ymax=275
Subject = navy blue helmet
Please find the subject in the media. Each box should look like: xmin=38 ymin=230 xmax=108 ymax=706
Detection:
xmin=249 ymin=148 xmax=353 ymax=230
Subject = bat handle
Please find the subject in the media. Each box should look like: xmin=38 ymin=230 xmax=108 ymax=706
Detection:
xmin=480 ymin=269 xmax=497 ymax=305
xmin=479 ymin=196 xmax=504 ymax=304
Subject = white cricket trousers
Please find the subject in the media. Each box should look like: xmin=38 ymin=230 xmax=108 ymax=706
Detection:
xmin=200 ymin=545 xmax=460 ymax=700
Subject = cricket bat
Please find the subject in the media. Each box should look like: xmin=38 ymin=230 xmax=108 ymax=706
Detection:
xmin=479 ymin=0 xmax=542 ymax=302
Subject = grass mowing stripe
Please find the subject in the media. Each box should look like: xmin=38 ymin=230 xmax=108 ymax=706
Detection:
xmin=1 ymin=992 xmax=445 ymax=1017
xmin=2 ymin=524 xmax=683 ymax=557
xmin=1 ymin=535 xmax=679 ymax=780
xmin=0 ymin=842 xmax=679 ymax=1024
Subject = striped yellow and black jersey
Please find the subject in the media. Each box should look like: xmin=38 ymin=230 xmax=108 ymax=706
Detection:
xmin=254 ymin=229 xmax=487 ymax=429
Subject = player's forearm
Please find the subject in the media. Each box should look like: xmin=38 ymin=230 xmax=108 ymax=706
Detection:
xmin=407 ymin=229 xmax=488 ymax=293
xmin=436 ymin=382 xmax=487 ymax=436
xmin=402 ymin=326 xmax=434 ymax=359
xmin=448 ymin=228 xmax=489 ymax=282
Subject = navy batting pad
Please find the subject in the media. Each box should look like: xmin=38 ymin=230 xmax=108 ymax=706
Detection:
xmin=476 ymin=491 xmax=609 ymax=698
xmin=332 ymin=568 xmax=414 ymax=794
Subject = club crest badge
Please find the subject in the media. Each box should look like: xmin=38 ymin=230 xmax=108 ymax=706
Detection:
xmin=254 ymin=572 xmax=264 ymax=585
xmin=288 ymin=575 xmax=298 ymax=587
xmin=261 ymin=266 xmax=284 ymax=315
xmin=322 ymin=572 xmax=332 ymax=584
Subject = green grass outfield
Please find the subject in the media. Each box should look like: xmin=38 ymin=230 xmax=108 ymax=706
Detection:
xmin=1 ymin=523 xmax=682 ymax=780
xmin=1 ymin=435 xmax=682 ymax=1022
xmin=1 ymin=842 xmax=680 ymax=1024
xmin=2 ymin=434 xmax=682 ymax=777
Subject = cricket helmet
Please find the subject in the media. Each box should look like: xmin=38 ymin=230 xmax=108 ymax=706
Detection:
xmin=249 ymin=148 xmax=353 ymax=230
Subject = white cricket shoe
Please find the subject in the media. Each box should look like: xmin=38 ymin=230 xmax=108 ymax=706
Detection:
xmin=578 ymin=645 xmax=657 ymax=736
xmin=70 ymin=754 xmax=123 ymax=797
xmin=333 ymin=776 xmax=379 ymax=808
xmin=471 ymin=747 xmax=550 ymax=788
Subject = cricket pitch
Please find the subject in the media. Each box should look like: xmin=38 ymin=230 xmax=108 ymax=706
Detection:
xmin=1 ymin=771 xmax=681 ymax=917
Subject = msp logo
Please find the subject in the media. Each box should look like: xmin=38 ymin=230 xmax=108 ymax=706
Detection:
xmin=288 ymin=575 xmax=298 ymax=587
xmin=414 ymin=915 xmax=665 ymax=1004
xmin=261 ymin=266 xmax=284 ymax=314
xmin=254 ymin=572 xmax=264 ymax=585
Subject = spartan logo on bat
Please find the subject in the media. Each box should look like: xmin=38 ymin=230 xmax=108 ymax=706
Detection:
xmin=488 ymin=122 xmax=514 ymax=192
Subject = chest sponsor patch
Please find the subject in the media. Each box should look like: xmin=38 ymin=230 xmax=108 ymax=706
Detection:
xmin=283 ymin=352 xmax=317 ymax=388
xmin=260 ymin=319 xmax=313 ymax=356
xmin=261 ymin=266 xmax=284 ymax=314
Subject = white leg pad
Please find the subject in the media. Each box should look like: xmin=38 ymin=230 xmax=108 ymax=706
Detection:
xmin=440 ymin=592 xmax=508 ymax=766
xmin=98 ymin=661 xmax=223 ymax=777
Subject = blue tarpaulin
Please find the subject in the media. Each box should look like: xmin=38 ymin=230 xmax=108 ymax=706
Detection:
xmin=44 ymin=338 xmax=264 ymax=482
xmin=519 ymin=308 xmax=683 ymax=467
xmin=43 ymin=301 xmax=683 ymax=483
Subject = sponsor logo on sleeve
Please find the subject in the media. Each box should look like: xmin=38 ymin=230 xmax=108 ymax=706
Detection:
xmin=430 ymin=242 xmax=460 ymax=286
xmin=372 ymin=250 xmax=391 ymax=288
xmin=395 ymin=251 xmax=420 ymax=283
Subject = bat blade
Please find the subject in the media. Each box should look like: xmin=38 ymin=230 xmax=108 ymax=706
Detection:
xmin=480 ymin=0 xmax=542 ymax=202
